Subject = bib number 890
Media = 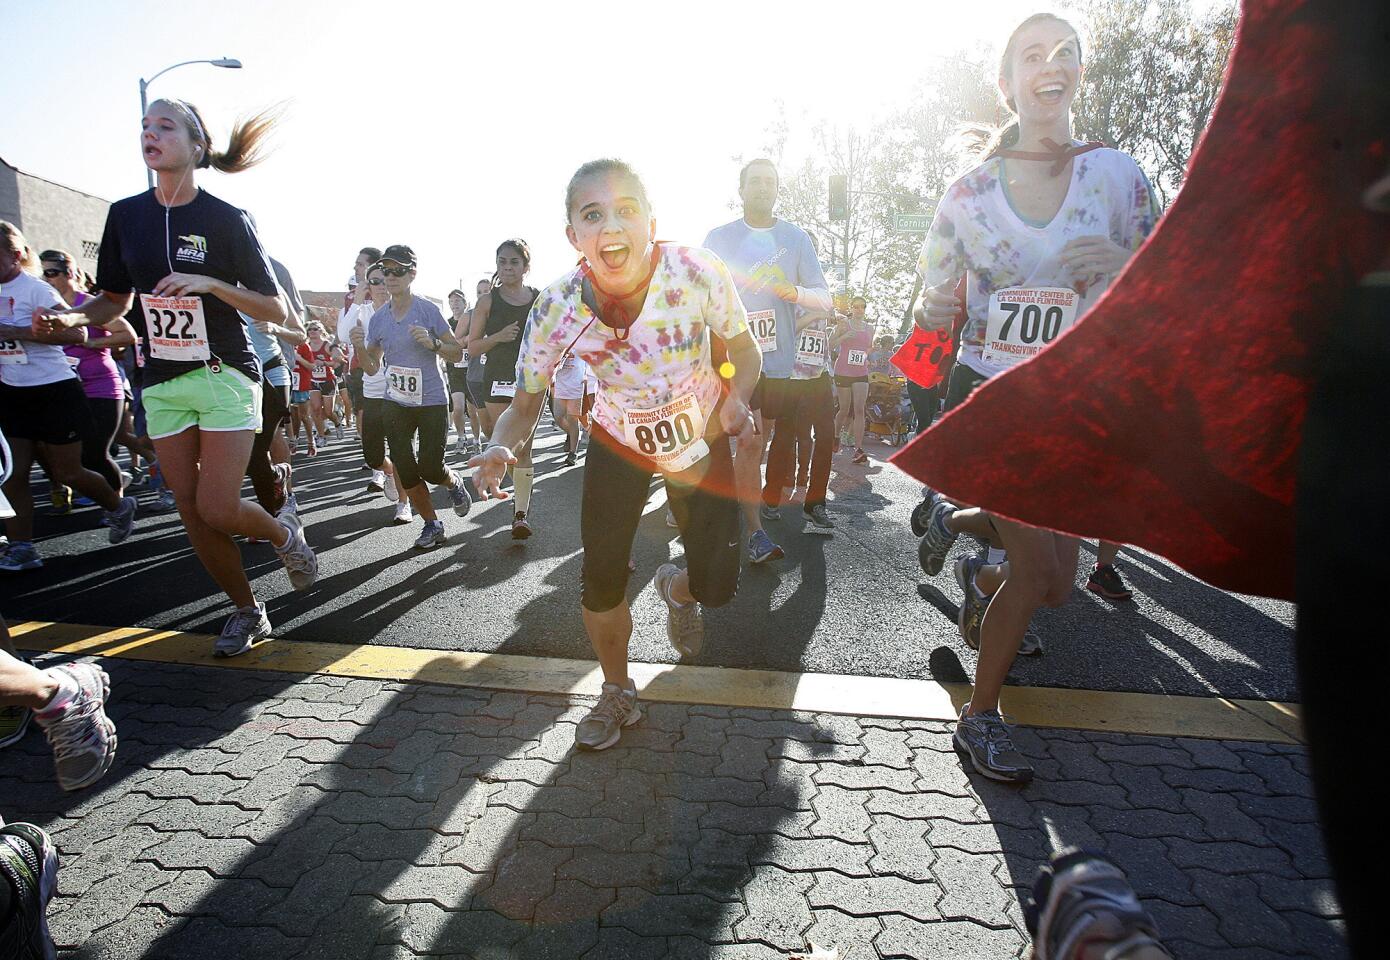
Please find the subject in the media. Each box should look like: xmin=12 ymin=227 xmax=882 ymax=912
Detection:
xmin=997 ymin=302 xmax=1065 ymax=345
xmin=634 ymin=412 xmax=695 ymax=455
xmin=150 ymin=308 xmax=197 ymax=340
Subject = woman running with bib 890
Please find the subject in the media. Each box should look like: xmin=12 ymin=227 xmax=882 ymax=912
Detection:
xmin=473 ymin=159 xmax=761 ymax=752
xmin=33 ymin=98 xmax=319 ymax=657
xmin=467 ymin=241 xmax=540 ymax=540
xmin=913 ymin=13 xmax=1158 ymax=783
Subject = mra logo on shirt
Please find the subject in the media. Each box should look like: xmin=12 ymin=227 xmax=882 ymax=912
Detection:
xmin=176 ymin=235 xmax=208 ymax=264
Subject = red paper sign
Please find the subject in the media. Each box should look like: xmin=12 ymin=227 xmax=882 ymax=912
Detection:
xmin=891 ymin=325 xmax=955 ymax=389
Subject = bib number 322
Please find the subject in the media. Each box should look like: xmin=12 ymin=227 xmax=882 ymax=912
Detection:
xmin=624 ymin=393 xmax=709 ymax=474
xmin=982 ymin=287 xmax=1080 ymax=369
xmin=140 ymin=294 xmax=210 ymax=362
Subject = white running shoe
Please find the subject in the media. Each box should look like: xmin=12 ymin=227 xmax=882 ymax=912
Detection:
xmin=393 ymin=500 xmax=414 ymax=525
xmin=368 ymin=469 xmax=386 ymax=493
xmin=383 ymin=471 xmax=398 ymax=503
xmin=33 ymin=663 xmax=117 ymax=791
xmin=274 ymin=512 xmax=318 ymax=591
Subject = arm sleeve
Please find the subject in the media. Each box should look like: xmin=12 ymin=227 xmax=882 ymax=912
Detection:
xmin=94 ymin=207 xmax=133 ymax=295
xmin=234 ymin=211 xmax=279 ymax=297
xmin=703 ymin=252 xmax=750 ymax=341
xmin=515 ymin=289 xmax=570 ymax=394
xmin=794 ymin=231 xmax=831 ymax=310
xmin=916 ymin=187 xmax=967 ymax=287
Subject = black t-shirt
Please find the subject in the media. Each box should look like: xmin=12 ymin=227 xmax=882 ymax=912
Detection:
xmin=96 ymin=188 xmax=277 ymax=388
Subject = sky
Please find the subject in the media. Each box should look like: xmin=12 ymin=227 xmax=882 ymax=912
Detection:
xmin=3 ymin=0 xmax=1081 ymax=299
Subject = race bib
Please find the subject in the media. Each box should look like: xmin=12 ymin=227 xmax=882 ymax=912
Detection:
xmin=0 ymin=337 xmax=27 ymax=366
xmin=796 ymin=330 xmax=827 ymax=367
xmin=982 ymin=287 xmax=1080 ymax=368
xmin=453 ymin=349 xmax=470 ymax=369
xmin=140 ymin=294 xmax=210 ymax=362
xmin=847 ymin=348 xmax=869 ymax=367
xmin=386 ymin=364 xmax=423 ymax=406
xmin=748 ymin=310 xmax=778 ymax=353
xmin=491 ymin=380 xmax=517 ymax=399
xmin=623 ymin=393 xmax=709 ymax=474
xmin=311 ymin=362 xmax=327 ymax=380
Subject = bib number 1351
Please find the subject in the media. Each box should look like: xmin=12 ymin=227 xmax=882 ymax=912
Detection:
xmin=140 ymin=294 xmax=210 ymax=362
xmin=982 ymin=287 xmax=1079 ymax=368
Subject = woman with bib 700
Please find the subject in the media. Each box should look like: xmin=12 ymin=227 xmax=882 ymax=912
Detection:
xmin=34 ymin=98 xmax=319 ymax=658
xmin=913 ymin=13 xmax=1159 ymax=783
xmin=472 ymin=159 xmax=762 ymax=752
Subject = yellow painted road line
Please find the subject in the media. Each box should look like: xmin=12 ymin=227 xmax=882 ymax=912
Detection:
xmin=9 ymin=621 xmax=1303 ymax=744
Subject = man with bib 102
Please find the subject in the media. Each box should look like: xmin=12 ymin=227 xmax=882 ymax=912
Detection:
xmin=472 ymin=159 xmax=761 ymax=753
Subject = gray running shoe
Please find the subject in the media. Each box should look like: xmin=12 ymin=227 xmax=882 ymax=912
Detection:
xmin=1026 ymin=848 xmax=1169 ymax=960
xmin=274 ymin=512 xmax=318 ymax=591
xmin=415 ymin=519 xmax=447 ymax=550
xmin=216 ymin=603 xmax=272 ymax=658
xmin=0 ymin=820 xmax=59 ymax=959
xmin=447 ymin=476 xmax=473 ymax=517
xmin=1019 ymin=627 xmax=1044 ymax=657
xmin=802 ymin=503 xmax=834 ymax=536
xmin=575 ymin=681 xmax=641 ymax=751
xmin=33 ymin=663 xmax=117 ymax=791
xmin=0 ymin=541 xmax=43 ymax=573
xmin=104 ymin=495 xmax=138 ymax=544
xmin=759 ymin=503 xmax=781 ymax=522
xmin=953 ymin=554 xmax=987 ymax=651
xmin=655 ymin=562 xmax=704 ymax=658
xmin=953 ymin=701 xmax=1033 ymax=784
xmin=917 ymin=498 xmax=958 ymax=577
xmin=149 ymin=487 xmax=178 ymax=514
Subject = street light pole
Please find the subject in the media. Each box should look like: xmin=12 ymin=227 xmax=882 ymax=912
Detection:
xmin=139 ymin=57 xmax=242 ymax=189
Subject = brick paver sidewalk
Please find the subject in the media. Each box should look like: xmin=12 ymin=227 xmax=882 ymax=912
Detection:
xmin=0 ymin=657 xmax=1344 ymax=958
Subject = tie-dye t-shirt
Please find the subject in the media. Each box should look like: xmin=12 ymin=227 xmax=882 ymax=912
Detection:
xmin=516 ymin=244 xmax=749 ymax=440
xmin=917 ymin=147 xmax=1160 ymax=379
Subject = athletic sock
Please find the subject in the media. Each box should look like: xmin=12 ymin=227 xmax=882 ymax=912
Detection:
xmin=36 ymin=668 xmax=79 ymax=719
xmin=512 ymin=466 xmax=534 ymax=515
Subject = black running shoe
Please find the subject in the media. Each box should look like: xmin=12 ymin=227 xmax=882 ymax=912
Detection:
xmin=1087 ymin=563 xmax=1133 ymax=601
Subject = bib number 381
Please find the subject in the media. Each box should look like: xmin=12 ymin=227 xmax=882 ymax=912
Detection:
xmin=982 ymin=287 xmax=1080 ymax=369
xmin=386 ymin=365 xmax=423 ymax=406
xmin=140 ymin=294 xmax=210 ymax=362
xmin=624 ymin=393 xmax=709 ymax=474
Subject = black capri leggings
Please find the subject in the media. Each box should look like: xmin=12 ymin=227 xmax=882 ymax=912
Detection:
xmin=382 ymin=401 xmax=452 ymax=491
xmin=358 ymin=397 xmax=389 ymax=471
xmin=80 ymin=395 xmax=124 ymax=493
xmin=580 ymin=422 xmax=741 ymax=614
xmin=248 ymin=382 xmax=290 ymax=513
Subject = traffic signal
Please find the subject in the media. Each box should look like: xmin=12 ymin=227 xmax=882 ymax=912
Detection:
xmin=828 ymin=175 xmax=848 ymax=221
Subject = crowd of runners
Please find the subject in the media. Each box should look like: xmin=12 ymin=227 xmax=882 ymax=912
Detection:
xmin=0 ymin=11 xmax=1223 ymax=958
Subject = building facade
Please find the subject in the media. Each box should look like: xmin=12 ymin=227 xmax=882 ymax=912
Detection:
xmin=0 ymin=156 xmax=110 ymax=275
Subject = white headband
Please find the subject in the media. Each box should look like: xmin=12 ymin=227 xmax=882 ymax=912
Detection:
xmin=157 ymin=98 xmax=207 ymax=149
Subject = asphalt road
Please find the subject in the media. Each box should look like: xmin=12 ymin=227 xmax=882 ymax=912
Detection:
xmin=1 ymin=419 xmax=1298 ymax=701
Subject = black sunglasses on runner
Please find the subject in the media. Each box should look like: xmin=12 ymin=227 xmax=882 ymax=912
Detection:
xmin=381 ymin=266 xmax=411 ymax=278
xmin=367 ymin=277 xmax=385 ymax=285
xmin=42 ymin=268 xmax=66 ymax=278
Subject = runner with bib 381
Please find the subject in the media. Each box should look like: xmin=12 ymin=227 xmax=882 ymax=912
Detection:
xmin=471 ymin=159 xmax=761 ymax=753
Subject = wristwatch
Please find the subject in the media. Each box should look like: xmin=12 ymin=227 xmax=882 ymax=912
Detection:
xmin=431 ymin=335 xmax=442 ymax=352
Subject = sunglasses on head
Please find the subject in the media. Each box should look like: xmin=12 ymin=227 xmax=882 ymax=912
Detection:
xmin=381 ymin=266 xmax=412 ymax=278
xmin=42 ymin=268 xmax=67 ymax=278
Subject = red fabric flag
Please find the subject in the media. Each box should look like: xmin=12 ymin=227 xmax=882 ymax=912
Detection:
xmin=891 ymin=0 xmax=1390 ymax=601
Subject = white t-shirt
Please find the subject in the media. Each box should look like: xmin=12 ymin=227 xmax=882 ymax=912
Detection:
xmin=338 ymin=300 xmax=387 ymax=399
xmin=917 ymin=147 xmax=1159 ymax=379
xmin=0 ymin=271 xmax=79 ymax=388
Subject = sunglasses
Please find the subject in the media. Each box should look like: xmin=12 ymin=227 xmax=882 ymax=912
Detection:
xmin=367 ymin=277 xmax=385 ymax=286
xmin=42 ymin=268 xmax=68 ymax=278
xmin=381 ymin=266 xmax=412 ymax=278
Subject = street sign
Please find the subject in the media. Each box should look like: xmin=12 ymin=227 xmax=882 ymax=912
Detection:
xmin=894 ymin=213 xmax=932 ymax=233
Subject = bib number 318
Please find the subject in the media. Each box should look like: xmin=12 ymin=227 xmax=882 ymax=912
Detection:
xmin=140 ymin=294 xmax=210 ymax=362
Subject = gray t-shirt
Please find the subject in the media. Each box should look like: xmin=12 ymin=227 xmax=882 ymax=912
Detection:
xmin=366 ymin=296 xmax=453 ymax=407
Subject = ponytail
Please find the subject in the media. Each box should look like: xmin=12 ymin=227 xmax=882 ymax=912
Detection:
xmin=0 ymin=221 xmax=38 ymax=274
xmin=154 ymin=98 xmax=282 ymax=175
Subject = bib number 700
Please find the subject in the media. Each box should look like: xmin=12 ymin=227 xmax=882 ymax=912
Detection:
xmin=982 ymin=287 xmax=1080 ymax=368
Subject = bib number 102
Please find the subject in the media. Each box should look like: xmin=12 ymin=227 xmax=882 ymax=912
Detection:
xmin=634 ymin=412 xmax=696 ymax=456
xmin=996 ymin=302 xmax=1065 ymax=345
